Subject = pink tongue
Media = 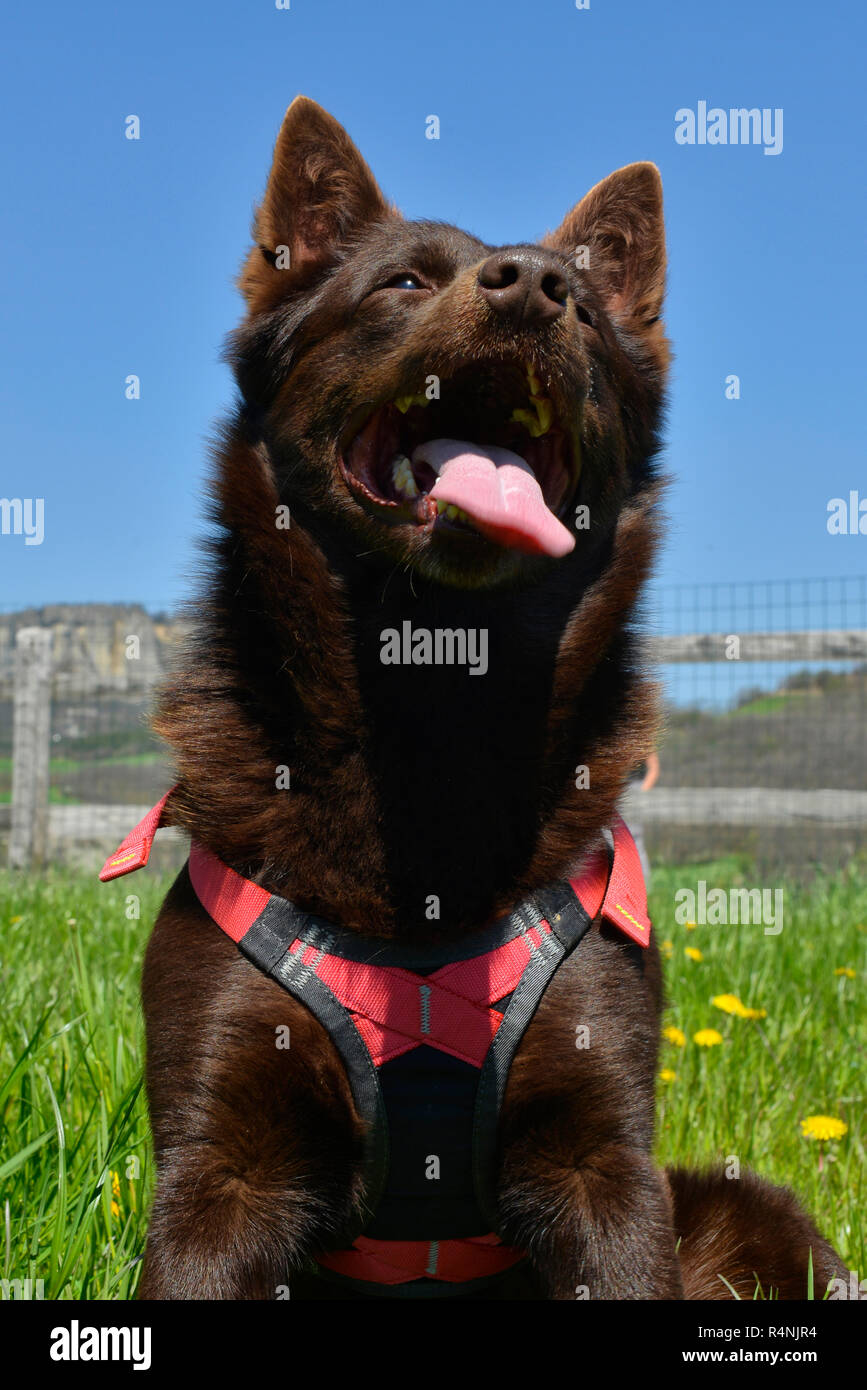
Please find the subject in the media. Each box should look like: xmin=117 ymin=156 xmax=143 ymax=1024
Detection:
xmin=412 ymin=439 xmax=575 ymax=557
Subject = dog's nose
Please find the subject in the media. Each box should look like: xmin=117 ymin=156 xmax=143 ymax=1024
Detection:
xmin=476 ymin=248 xmax=569 ymax=326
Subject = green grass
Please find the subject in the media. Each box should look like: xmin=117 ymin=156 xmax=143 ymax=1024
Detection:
xmin=0 ymin=869 xmax=167 ymax=1299
xmin=0 ymin=788 xmax=83 ymax=806
xmin=0 ymin=752 xmax=167 ymax=803
xmin=0 ymin=755 xmax=163 ymax=775
xmin=729 ymin=694 xmax=793 ymax=716
xmin=0 ymin=859 xmax=863 ymax=1299
xmin=651 ymin=857 xmax=866 ymax=1277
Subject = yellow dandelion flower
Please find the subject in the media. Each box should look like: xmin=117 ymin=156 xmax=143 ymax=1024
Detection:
xmin=834 ymin=967 xmax=856 ymax=979
xmin=685 ymin=921 xmax=697 ymax=932
xmin=660 ymin=939 xmax=674 ymax=959
xmin=10 ymin=915 xmax=22 ymax=925
xmin=685 ymin=947 xmax=703 ymax=962
xmin=693 ymin=1028 xmax=723 ymax=1047
xmin=711 ymin=993 xmax=767 ymax=1020
xmin=662 ymin=1025 xmax=686 ymax=1048
xmin=712 ymin=993 xmax=742 ymax=1014
xmin=659 ymin=1068 xmax=677 ymax=1083
xmin=800 ymin=1115 xmax=848 ymax=1142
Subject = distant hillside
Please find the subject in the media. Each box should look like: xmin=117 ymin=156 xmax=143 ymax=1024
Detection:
xmin=661 ymin=664 xmax=867 ymax=790
xmin=732 ymin=662 xmax=867 ymax=712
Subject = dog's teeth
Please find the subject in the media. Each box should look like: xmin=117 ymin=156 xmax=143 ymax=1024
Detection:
xmin=533 ymin=396 xmax=553 ymax=434
xmin=513 ymin=365 xmax=554 ymax=437
xmin=392 ymin=454 xmax=419 ymax=498
xmin=394 ymin=392 xmax=429 ymax=413
xmin=434 ymin=502 xmax=472 ymax=525
xmin=511 ymin=395 xmax=553 ymax=438
xmin=510 ymin=405 xmax=544 ymax=438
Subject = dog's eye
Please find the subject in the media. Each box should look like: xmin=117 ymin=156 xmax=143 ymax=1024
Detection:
xmin=576 ymin=304 xmax=595 ymax=328
xmin=381 ymin=272 xmax=425 ymax=291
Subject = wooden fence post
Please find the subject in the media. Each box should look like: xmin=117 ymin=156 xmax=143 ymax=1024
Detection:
xmin=9 ymin=627 xmax=52 ymax=869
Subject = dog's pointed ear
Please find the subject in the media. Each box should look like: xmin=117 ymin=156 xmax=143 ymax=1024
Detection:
xmin=240 ymin=96 xmax=399 ymax=309
xmin=542 ymin=163 xmax=666 ymax=330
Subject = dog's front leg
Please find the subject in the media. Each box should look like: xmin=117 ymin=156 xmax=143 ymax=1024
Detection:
xmin=138 ymin=878 xmax=364 ymax=1300
xmin=139 ymin=1155 xmax=324 ymax=1300
xmin=497 ymin=1139 xmax=683 ymax=1300
xmin=138 ymin=1035 xmax=362 ymax=1301
xmin=494 ymin=935 xmax=680 ymax=1299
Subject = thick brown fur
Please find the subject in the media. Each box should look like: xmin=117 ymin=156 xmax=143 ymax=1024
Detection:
xmin=139 ymin=97 xmax=848 ymax=1300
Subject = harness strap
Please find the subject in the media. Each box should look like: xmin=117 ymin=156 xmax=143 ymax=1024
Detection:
xmin=100 ymin=791 xmax=651 ymax=1292
xmin=304 ymin=921 xmax=555 ymax=1067
xmin=101 ymin=792 xmax=650 ymax=946
xmin=315 ymin=1232 xmax=520 ymax=1288
xmin=99 ymin=789 xmax=175 ymax=881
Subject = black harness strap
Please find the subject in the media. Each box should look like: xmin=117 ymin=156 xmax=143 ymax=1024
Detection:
xmin=472 ymin=883 xmax=594 ymax=1230
xmin=234 ymin=880 xmax=595 ymax=1266
xmin=238 ymin=896 xmax=390 ymax=1241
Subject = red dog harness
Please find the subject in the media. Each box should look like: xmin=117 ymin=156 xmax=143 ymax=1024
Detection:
xmin=101 ymin=795 xmax=650 ymax=1297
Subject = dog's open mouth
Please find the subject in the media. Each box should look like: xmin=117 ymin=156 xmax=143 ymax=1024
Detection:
xmin=339 ymin=360 xmax=580 ymax=556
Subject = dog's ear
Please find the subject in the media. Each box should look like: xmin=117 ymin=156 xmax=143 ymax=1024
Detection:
xmin=542 ymin=163 xmax=666 ymax=330
xmin=240 ymin=96 xmax=399 ymax=310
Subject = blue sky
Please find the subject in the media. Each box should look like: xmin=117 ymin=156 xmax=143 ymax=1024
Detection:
xmin=1 ymin=0 xmax=864 ymax=615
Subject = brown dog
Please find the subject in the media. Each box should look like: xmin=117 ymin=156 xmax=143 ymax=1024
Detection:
xmin=132 ymin=97 xmax=846 ymax=1299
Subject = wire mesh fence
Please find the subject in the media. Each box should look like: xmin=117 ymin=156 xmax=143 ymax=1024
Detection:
xmin=2 ymin=578 xmax=866 ymax=875
xmin=631 ymin=575 xmax=867 ymax=869
xmin=0 ymin=605 xmax=181 ymax=874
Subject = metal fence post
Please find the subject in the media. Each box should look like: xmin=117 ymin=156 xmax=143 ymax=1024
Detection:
xmin=9 ymin=627 xmax=52 ymax=869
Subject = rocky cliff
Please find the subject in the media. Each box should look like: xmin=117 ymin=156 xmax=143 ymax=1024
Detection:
xmin=0 ymin=605 xmax=184 ymax=696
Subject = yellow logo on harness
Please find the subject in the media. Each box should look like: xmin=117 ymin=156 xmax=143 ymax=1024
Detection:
xmin=615 ymin=903 xmax=646 ymax=932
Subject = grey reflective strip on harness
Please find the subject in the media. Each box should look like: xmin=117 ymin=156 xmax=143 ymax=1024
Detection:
xmin=472 ymin=880 xmax=594 ymax=1230
xmin=234 ymin=878 xmax=594 ymax=1252
xmin=237 ymin=895 xmax=390 ymax=1242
